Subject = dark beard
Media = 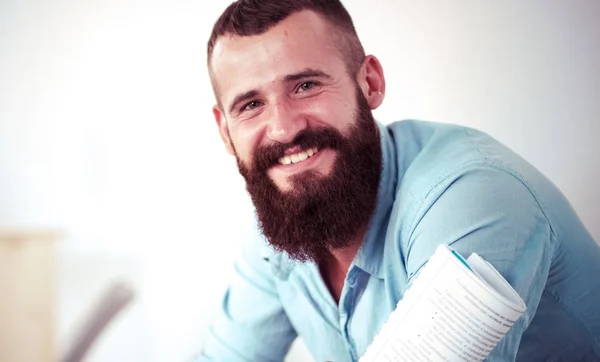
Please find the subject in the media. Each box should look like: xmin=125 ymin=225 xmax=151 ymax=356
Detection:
xmin=235 ymin=88 xmax=382 ymax=262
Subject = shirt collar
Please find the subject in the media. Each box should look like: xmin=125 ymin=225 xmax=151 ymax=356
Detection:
xmin=352 ymin=121 xmax=398 ymax=279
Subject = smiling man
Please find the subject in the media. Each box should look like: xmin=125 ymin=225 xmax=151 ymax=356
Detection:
xmin=197 ymin=1 xmax=600 ymax=361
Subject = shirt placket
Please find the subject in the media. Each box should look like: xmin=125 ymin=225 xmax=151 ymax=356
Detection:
xmin=338 ymin=265 xmax=360 ymax=361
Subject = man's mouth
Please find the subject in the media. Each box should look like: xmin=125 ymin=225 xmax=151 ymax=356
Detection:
xmin=277 ymin=147 xmax=319 ymax=165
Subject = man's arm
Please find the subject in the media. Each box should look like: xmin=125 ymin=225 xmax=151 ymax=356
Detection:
xmin=404 ymin=166 xmax=555 ymax=361
xmin=195 ymin=226 xmax=297 ymax=361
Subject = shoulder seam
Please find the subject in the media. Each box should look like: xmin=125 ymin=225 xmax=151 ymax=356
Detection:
xmin=404 ymin=159 xmax=558 ymax=257
xmin=463 ymin=128 xmax=558 ymax=240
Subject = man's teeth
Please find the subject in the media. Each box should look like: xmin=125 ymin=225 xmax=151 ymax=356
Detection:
xmin=278 ymin=147 xmax=319 ymax=165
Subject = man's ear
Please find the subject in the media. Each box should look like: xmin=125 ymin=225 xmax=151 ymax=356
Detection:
xmin=213 ymin=105 xmax=235 ymax=155
xmin=356 ymin=55 xmax=386 ymax=110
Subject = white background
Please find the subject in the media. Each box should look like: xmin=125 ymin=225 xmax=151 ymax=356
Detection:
xmin=0 ymin=0 xmax=598 ymax=361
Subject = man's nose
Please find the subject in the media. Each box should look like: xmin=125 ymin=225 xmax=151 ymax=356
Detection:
xmin=265 ymin=99 xmax=306 ymax=144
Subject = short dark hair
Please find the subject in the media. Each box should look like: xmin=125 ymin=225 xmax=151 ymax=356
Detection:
xmin=207 ymin=0 xmax=366 ymax=76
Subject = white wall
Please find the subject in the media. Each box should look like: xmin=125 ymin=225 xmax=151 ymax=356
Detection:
xmin=0 ymin=1 xmax=598 ymax=361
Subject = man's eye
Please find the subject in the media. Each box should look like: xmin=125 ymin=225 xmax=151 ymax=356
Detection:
xmin=297 ymin=81 xmax=317 ymax=93
xmin=242 ymin=101 xmax=261 ymax=111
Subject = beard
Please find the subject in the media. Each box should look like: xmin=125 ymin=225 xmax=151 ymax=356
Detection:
xmin=235 ymin=88 xmax=382 ymax=262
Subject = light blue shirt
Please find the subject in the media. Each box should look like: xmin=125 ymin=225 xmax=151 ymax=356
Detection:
xmin=197 ymin=120 xmax=600 ymax=361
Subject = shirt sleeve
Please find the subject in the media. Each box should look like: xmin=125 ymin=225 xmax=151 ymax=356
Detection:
xmin=194 ymin=226 xmax=297 ymax=361
xmin=403 ymin=166 xmax=556 ymax=361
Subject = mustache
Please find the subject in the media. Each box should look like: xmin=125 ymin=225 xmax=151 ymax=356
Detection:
xmin=252 ymin=127 xmax=344 ymax=173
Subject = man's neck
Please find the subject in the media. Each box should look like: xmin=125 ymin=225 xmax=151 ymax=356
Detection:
xmin=319 ymin=227 xmax=366 ymax=303
xmin=328 ymin=241 xmax=362 ymax=271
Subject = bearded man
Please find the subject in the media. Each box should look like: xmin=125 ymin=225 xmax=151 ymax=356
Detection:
xmin=196 ymin=0 xmax=600 ymax=361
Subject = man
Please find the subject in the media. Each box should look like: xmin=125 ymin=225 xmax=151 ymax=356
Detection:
xmin=198 ymin=0 xmax=600 ymax=361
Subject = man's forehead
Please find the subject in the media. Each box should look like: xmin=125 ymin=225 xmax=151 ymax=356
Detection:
xmin=209 ymin=11 xmax=341 ymax=97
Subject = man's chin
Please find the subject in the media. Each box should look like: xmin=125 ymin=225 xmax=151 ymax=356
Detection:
xmin=271 ymin=170 xmax=333 ymax=198
xmin=266 ymin=173 xmax=293 ymax=193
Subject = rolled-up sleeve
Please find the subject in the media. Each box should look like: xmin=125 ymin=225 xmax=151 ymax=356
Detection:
xmin=404 ymin=165 xmax=556 ymax=361
xmin=195 ymin=229 xmax=297 ymax=361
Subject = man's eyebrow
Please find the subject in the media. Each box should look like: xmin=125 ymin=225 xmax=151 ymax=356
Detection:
xmin=283 ymin=68 xmax=332 ymax=82
xmin=229 ymin=89 xmax=259 ymax=114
